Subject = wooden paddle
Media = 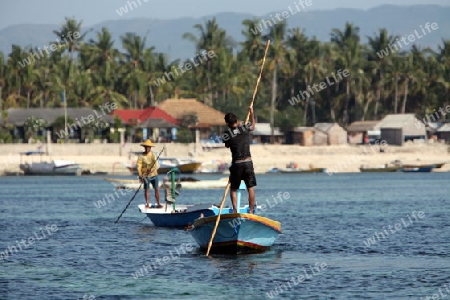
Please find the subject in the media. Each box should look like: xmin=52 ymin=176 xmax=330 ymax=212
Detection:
xmin=115 ymin=147 xmax=165 ymax=223
xmin=205 ymin=40 xmax=271 ymax=256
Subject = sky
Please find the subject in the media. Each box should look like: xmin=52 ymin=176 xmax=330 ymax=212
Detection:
xmin=1 ymin=0 xmax=450 ymax=30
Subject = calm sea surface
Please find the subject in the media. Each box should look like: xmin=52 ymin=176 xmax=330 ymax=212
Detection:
xmin=0 ymin=172 xmax=449 ymax=300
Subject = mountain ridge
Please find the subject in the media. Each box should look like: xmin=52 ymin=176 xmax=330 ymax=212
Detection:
xmin=1 ymin=5 xmax=449 ymax=61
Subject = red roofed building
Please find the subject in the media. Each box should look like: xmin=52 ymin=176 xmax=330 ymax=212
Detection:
xmin=111 ymin=107 xmax=178 ymax=142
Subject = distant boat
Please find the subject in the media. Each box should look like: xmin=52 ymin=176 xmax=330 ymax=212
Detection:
xmin=266 ymin=167 xmax=280 ymax=174
xmin=124 ymin=154 xmax=202 ymax=174
xmin=272 ymin=162 xmax=326 ymax=173
xmin=197 ymin=160 xmax=228 ymax=174
xmin=359 ymin=165 xmax=400 ymax=172
xmin=400 ymin=163 xmax=442 ymax=169
xmin=401 ymin=166 xmax=435 ymax=173
xmin=392 ymin=161 xmax=446 ymax=169
xmin=19 ymin=151 xmax=82 ymax=176
xmin=277 ymin=167 xmax=327 ymax=173
xmin=105 ymin=177 xmax=228 ymax=190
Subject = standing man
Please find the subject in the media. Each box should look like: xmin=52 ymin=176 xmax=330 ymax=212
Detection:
xmin=223 ymin=107 xmax=256 ymax=213
xmin=137 ymin=139 xmax=162 ymax=208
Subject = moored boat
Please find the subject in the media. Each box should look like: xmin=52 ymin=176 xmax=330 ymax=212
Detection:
xmin=359 ymin=165 xmax=400 ymax=172
xmin=278 ymin=167 xmax=327 ymax=173
xmin=401 ymin=166 xmax=435 ymax=172
xmin=274 ymin=162 xmax=326 ymax=173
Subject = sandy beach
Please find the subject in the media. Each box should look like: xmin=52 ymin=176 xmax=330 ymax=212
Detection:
xmin=1 ymin=142 xmax=449 ymax=175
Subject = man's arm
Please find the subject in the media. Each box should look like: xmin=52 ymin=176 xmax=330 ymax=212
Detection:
xmin=248 ymin=106 xmax=256 ymax=131
xmin=136 ymin=156 xmax=143 ymax=179
xmin=150 ymin=153 xmax=159 ymax=174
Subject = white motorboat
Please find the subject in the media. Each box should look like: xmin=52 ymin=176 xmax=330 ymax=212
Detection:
xmin=19 ymin=151 xmax=82 ymax=176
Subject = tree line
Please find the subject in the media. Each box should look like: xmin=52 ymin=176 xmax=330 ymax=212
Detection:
xmin=1 ymin=17 xmax=449 ymax=137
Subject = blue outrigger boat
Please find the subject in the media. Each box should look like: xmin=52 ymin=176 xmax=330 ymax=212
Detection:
xmin=188 ymin=182 xmax=282 ymax=254
xmin=138 ymin=169 xmax=254 ymax=227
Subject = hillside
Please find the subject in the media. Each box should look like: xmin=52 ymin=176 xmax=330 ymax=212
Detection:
xmin=1 ymin=5 xmax=449 ymax=60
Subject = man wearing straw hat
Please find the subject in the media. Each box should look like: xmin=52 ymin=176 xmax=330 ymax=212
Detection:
xmin=137 ymin=139 xmax=162 ymax=208
xmin=223 ymin=106 xmax=256 ymax=213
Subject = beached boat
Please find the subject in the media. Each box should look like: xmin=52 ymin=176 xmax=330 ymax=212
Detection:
xmin=19 ymin=151 xmax=82 ymax=176
xmin=359 ymin=165 xmax=400 ymax=172
xmin=188 ymin=182 xmax=282 ymax=254
xmin=105 ymin=177 xmax=228 ymax=190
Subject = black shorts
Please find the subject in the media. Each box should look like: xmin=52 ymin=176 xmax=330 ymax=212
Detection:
xmin=229 ymin=161 xmax=257 ymax=190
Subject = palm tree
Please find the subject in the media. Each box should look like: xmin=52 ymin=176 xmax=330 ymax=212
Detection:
xmin=240 ymin=18 xmax=264 ymax=63
xmin=53 ymin=17 xmax=90 ymax=61
xmin=264 ymin=21 xmax=288 ymax=142
xmin=0 ymin=52 xmax=6 ymax=111
xmin=183 ymin=18 xmax=235 ymax=105
xmin=7 ymin=45 xmax=26 ymax=98
xmin=121 ymin=32 xmax=151 ymax=108
xmin=367 ymin=28 xmax=399 ymax=118
xmin=331 ymin=22 xmax=362 ymax=125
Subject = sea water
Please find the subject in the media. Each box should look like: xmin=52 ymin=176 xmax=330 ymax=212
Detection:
xmin=0 ymin=172 xmax=449 ymax=299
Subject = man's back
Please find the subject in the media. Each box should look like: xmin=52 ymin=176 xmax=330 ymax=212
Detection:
xmin=224 ymin=124 xmax=252 ymax=162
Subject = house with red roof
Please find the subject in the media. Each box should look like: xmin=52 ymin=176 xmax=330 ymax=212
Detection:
xmin=112 ymin=107 xmax=178 ymax=142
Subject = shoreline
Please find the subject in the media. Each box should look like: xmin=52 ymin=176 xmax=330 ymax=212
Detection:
xmin=1 ymin=143 xmax=449 ymax=175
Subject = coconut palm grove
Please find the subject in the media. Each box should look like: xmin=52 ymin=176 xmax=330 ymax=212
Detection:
xmin=1 ymin=17 xmax=449 ymax=139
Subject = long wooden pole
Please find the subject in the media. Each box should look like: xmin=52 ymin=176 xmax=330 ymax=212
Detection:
xmin=206 ymin=40 xmax=271 ymax=256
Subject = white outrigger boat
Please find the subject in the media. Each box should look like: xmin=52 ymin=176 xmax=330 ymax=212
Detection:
xmin=105 ymin=177 xmax=228 ymax=190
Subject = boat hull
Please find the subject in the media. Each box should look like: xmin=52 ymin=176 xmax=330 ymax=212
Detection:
xmin=360 ymin=166 xmax=400 ymax=172
xmin=138 ymin=204 xmax=215 ymax=227
xmin=278 ymin=167 xmax=326 ymax=173
xmin=401 ymin=166 xmax=435 ymax=172
xmin=105 ymin=178 xmax=228 ymax=190
xmin=19 ymin=163 xmax=82 ymax=176
xmin=189 ymin=213 xmax=282 ymax=254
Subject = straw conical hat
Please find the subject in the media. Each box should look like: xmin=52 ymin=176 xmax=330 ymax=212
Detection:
xmin=140 ymin=139 xmax=155 ymax=147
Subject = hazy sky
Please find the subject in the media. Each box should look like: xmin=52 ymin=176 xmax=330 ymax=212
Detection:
xmin=1 ymin=0 xmax=449 ymax=30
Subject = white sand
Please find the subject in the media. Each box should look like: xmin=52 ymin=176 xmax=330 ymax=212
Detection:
xmin=2 ymin=142 xmax=449 ymax=174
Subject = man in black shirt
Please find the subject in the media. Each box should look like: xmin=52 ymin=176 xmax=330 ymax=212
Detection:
xmin=222 ymin=107 xmax=256 ymax=213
